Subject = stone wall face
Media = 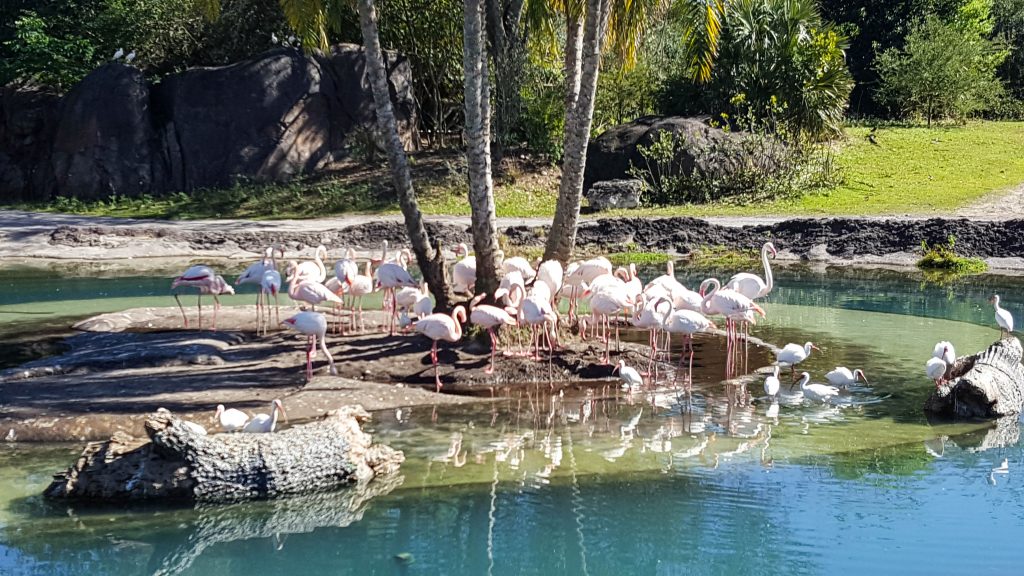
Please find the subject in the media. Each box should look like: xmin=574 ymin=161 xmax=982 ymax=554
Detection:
xmin=0 ymin=45 xmax=417 ymax=201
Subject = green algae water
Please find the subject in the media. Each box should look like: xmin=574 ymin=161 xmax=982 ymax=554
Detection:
xmin=2 ymin=261 xmax=1024 ymax=574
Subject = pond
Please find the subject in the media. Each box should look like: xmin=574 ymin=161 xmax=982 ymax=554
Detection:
xmin=2 ymin=260 xmax=1024 ymax=574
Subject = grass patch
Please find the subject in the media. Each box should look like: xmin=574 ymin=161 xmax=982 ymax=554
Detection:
xmin=686 ymin=246 xmax=759 ymax=268
xmin=11 ymin=121 xmax=1024 ymax=220
xmin=605 ymin=251 xmax=672 ymax=267
xmin=916 ymin=236 xmax=987 ymax=278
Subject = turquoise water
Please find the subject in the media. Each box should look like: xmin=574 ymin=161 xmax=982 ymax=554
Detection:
xmin=2 ymin=261 xmax=1024 ymax=574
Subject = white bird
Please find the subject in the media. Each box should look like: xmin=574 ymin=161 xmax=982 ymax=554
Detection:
xmin=243 ymin=399 xmax=287 ymax=433
xmin=933 ymin=341 xmax=956 ymax=366
xmin=664 ymin=309 xmax=717 ymax=388
xmin=452 ymin=243 xmax=477 ymax=294
xmin=181 ymin=420 xmax=208 ymax=435
xmin=726 ymin=242 xmax=777 ymax=300
xmin=415 ymin=306 xmax=468 ymax=391
xmin=614 ymin=360 xmax=643 ymax=391
xmin=521 ymin=287 xmax=558 ymax=360
xmin=282 ymin=311 xmax=337 ymax=381
xmin=926 ymin=356 xmax=948 ymax=388
xmin=633 ymin=295 xmax=672 ymax=371
xmin=293 ymin=245 xmax=328 ymax=283
xmin=500 ymin=252 xmax=536 ymax=282
xmin=271 ymin=33 xmax=279 ymax=44
xmin=645 ymin=260 xmax=684 ymax=294
xmin=348 ymin=260 xmax=375 ymax=332
xmin=777 ymin=342 xmax=819 ymax=384
xmin=797 ymin=372 xmax=839 ymax=403
xmin=990 ymin=294 xmax=1015 ymax=337
xmin=215 ymin=405 xmax=250 ymax=432
xmin=587 ymin=282 xmax=632 ymax=364
xmin=124 ymin=50 xmax=136 ymax=64
xmin=171 ymin=265 xmax=234 ymax=330
xmin=993 ymin=458 xmax=1009 ymax=474
xmin=494 ymin=270 xmax=525 ymax=306
xmin=825 ymin=367 xmax=868 ymax=388
xmin=615 ymin=264 xmax=643 ymax=304
xmin=113 ymin=48 xmax=124 ymax=60
xmin=535 ymin=260 xmax=563 ymax=302
xmin=764 ymin=365 xmax=781 ymax=398
xmin=377 ymin=258 xmax=418 ymax=335
xmin=288 ymin=277 xmax=343 ymax=310
xmin=469 ymin=293 xmax=518 ymax=374
xmin=700 ymin=278 xmax=765 ymax=355
xmin=238 ymin=246 xmax=282 ymax=333
xmin=334 ymin=248 xmax=358 ymax=286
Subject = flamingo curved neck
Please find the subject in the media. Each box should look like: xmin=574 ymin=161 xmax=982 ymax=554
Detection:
xmin=761 ymin=245 xmax=774 ymax=295
xmin=799 ymin=375 xmax=811 ymax=391
xmin=666 ymin=261 xmax=675 ymax=278
xmin=451 ymin=306 xmax=467 ymax=338
xmin=701 ymin=278 xmax=720 ymax=314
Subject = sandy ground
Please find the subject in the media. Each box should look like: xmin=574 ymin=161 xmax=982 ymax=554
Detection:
xmin=956 ymin=183 xmax=1024 ymax=221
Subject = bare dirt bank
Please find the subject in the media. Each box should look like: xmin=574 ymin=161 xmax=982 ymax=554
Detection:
xmin=4 ymin=210 xmax=1024 ymax=270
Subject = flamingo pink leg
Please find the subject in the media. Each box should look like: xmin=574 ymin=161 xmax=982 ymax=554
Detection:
xmin=431 ymin=341 xmax=442 ymax=391
xmin=486 ymin=328 xmax=498 ymax=374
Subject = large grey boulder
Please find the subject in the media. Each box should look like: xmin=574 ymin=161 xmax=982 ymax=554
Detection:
xmin=49 ymin=64 xmax=163 ymax=200
xmin=0 ymin=44 xmax=417 ymax=200
xmin=924 ymin=337 xmax=1024 ymax=419
xmin=586 ymin=178 xmax=643 ymax=210
xmin=582 ymin=116 xmax=753 ymax=192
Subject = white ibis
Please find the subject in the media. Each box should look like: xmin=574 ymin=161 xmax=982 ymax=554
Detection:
xmin=469 ymin=293 xmax=518 ymax=374
xmin=215 ymin=404 xmax=250 ymax=432
xmin=926 ymin=356 xmax=948 ymax=388
xmin=797 ymin=372 xmax=839 ymax=403
xmin=614 ymin=360 xmax=643 ymax=391
xmin=825 ymin=367 xmax=868 ymax=388
xmin=243 ymin=399 xmax=287 ymax=433
xmin=933 ymin=341 xmax=956 ymax=365
xmin=990 ymin=295 xmax=1015 ymax=337
xmin=414 ymin=305 xmax=468 ymax=391
xmin=726 ymin=242 xmax=777 ymax=300
xmin=777 ymin=342 xmax=819 ymax=385
xmin=282 ymin=311 xmax=337 ymax=381
xmin=764 ymin=365 xmax=781 ymax=398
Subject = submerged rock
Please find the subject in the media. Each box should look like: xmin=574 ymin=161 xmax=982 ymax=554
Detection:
xmin=44 ymin=406 xmax=403 ymax=503
xmin=924 ymin=337 xmax=1024 ymax=419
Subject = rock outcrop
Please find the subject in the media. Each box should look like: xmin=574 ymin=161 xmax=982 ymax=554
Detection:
xmin=44 ymin=406 xmax=404 ymax=502
xmin=924 ymin=337 xmax=1024 ymax=419
xmin=582 ymin=116 xmax=753 ymax=192
xmin=0 ymin=45 xmax=417 ymax=201
xmin=585 ymin=179 xmax=643 ymax=211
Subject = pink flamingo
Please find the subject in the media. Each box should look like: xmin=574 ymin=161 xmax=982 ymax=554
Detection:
xmin=376 ymin=259 xmax=418 ymax=336
xmin=521 ymin=284 xmax=558 ymax=361
xmin=414 ymin=305 xmax=468 ymax=391
xmin=700 ymin=278 xmax=765 ymax=360
xmin=236 ymin=245 xmax=283 ymax=330
xmin=287 ymin=268 xmax=343 ymax=312
xmin=171 ymin=265 xmax=235 ymax=330
xmin=469 ymin=293 xmax=518 ymax=374
xmin=282 ymin=311 xmax=337 ymax=382
xmin=258 ymin=269 xmax=282 ymax=335
xmin=632 ymin=295 xmax=672 ymax=375
xmin=584 ymin=283 xmax=631 ymax=364
xmin=294 ymin=245 xmax=328 ymax=283
xmin=347 ymin=260 xmax=375 ymax=332
xmin=664 ymin=309 xmax=717 ymax=389
xmin=452 ymin=243 xmax=477 ymax=295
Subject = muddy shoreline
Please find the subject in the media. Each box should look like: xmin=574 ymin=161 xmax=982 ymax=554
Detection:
xmin=1 ymin=305 xmax=774 ymax=442
xmin=3 ymin=211 xmax=1024 ymax=270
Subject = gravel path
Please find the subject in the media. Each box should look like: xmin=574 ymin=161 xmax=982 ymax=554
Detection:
xmin=955 ymin=183 xmax=1024 ymax=220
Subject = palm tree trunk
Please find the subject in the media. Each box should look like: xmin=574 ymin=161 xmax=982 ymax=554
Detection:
xmin=464 ymin=0 xmax=501 ymax=298
xmin=544 ymin=0 xmax=611 ymax=264
xmin=356 ymin=0 xmax=452 ymax=311
xmin=564 ymin=13 xmax=585 ymax=112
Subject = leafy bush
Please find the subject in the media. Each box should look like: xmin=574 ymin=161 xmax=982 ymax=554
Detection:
xmin=917 ymin=236 xmax=988 ymax=275
xmin=659 ymin=0 xmax=854 ymax=138
xmin=876 ymin=14 xmax=1008 ymax=125
xmin=520 ymin=59 xmax=566 ymax=160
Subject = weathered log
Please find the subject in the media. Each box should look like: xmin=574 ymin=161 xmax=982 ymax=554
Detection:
xmin=44 ymin=405 xmax=403 ymax=502
xmin=924 ymin=337 xmax=1024 ymax=419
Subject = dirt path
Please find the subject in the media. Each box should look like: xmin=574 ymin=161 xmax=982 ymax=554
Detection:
xmin=955 ymin=183 xmax=1024 ymax=220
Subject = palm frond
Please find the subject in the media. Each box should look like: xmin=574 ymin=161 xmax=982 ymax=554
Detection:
xmin=678 ymin=0 xmax=726 ymax=83
xmin=605 ymin=0 xmax=670 ymax=70
xmin=278 ymin=0 xmax=330 ymax=50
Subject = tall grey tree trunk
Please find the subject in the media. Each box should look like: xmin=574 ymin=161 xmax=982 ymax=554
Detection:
xmin=464 ymin=0 xmax=501 ymax=298
xmin=485 ymin=0 xmax=527 ymax=162
xmin=544 ymin=0 xmax=610 ymax=264
xmin=564 ymin=13 xmax=585 ymax=112
xmin=357 ymin=0 xmax=453 ymax=311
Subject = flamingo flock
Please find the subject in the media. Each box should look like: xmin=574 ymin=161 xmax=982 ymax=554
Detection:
xmin=171 ymin=239 xmax=1019 ymax=419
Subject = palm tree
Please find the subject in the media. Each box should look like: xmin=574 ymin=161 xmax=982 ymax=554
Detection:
xmin=197 ymin=0 xmax=454 ymax=310
xmin=464 ymin=0 xmax=501 ymax=298
xmin=542 ymin=0 xmax=723 ymax=264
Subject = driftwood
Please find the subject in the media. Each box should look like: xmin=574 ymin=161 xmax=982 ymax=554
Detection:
xmin=924 ymin=337 xmax=1024 ymax=419
xmin=44 ymin=405 xmax=404 ymax=502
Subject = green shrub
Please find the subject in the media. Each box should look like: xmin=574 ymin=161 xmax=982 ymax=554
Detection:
xmin=916 ymin=236 xmax=988 ymax=275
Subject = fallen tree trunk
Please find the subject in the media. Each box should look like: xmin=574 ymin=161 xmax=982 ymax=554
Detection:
xmin=924 ymin=337 xmax=1024 ymax=419
xmin=44 ymin=405 xmax=404 ymax=502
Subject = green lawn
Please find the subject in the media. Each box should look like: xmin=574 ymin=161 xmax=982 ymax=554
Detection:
xmin=10 ymin=121 xmax=1024 ymax=220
